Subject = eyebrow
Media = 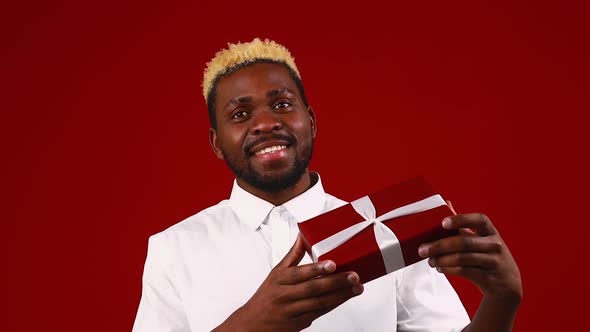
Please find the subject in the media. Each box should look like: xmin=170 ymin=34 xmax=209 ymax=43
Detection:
xmin=267 ymin=88 xmax=295 ymax=98
xmin=225 ymin=96 xmax=253 ymax=109
xmin=225 ymin=88 xmax=295 ymax=109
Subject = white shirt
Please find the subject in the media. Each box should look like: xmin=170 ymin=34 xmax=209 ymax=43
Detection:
xmin=133 ymin=175 xmax=470 ymax=331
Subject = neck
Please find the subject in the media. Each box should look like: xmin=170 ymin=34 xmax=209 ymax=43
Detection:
xmin=236 ymin=171 xmax=316 ymax=206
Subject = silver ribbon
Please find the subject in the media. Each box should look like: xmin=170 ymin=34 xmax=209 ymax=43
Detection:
xmin=309 ymin=194 xmax=446 ymax=273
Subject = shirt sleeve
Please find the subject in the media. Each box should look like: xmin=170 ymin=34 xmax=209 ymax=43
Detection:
xmin=133 ymin=235 xmax=190 ymax=332
xmin=396 ymin=260 xmax=471 ymax=332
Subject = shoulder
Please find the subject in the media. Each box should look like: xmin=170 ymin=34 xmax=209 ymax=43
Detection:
xmin=148 ymin=199 xmax=236 ymax=247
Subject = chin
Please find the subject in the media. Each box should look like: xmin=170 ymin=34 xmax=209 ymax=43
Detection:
xmin=248 ymin=166 xmax=307 ymax=192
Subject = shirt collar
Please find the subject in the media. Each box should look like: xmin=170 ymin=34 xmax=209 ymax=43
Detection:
xmin=229 ymin=173 xmax=328 ymax=231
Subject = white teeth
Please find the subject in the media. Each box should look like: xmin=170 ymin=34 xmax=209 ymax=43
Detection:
xmin=255 ymin=145 xmax=287 ymax=155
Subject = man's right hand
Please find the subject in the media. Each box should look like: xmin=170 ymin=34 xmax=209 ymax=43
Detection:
xmin=214 ymin=234 xmax=364 ymax=332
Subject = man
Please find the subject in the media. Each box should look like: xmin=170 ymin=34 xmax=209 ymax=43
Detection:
xmin=133 ymin=38 xmax=522 ymax=331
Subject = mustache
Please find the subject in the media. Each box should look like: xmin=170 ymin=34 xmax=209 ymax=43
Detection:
xmin=244 ymin=133 xmax=296 ymax=155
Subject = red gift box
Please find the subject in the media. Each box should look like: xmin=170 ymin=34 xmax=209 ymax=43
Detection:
xmin=297 ymin=177 xmax=457 ymax=283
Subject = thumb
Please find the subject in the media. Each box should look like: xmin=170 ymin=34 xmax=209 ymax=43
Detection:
xmin=445 ymin=200 xmax=476 ymax=235
xmin=277 ymin=233 xmax=306 ymax=268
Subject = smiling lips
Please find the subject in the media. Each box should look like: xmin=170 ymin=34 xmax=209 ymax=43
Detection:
xmin=254 ymin=145 xmax=288 ymax=155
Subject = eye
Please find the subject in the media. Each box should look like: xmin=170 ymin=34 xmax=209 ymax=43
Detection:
xmin=231 ymin=110 xmax=248 ymax=119
xmin=274 ymin=101 xmax=292 ymax=109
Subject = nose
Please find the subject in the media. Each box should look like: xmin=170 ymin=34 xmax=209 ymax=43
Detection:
xmin=251 ymin=109 xmax=282 ymax=134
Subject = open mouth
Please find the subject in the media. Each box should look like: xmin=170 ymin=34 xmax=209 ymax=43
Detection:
xmin=254 ymin=145 xmax=288 ymax=156
xmin=245 ymin=134 xmax=295 ymax=159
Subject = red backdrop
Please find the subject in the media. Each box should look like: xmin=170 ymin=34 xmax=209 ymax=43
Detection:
xmin=2 ymin=1 xmax=588 ymax=331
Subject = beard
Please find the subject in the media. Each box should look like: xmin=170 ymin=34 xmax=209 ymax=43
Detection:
xmin=221 ymin=135 xmax=314 ymax=193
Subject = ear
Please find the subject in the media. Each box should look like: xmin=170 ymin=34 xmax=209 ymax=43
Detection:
xmin=209 ymin=127 xmax=225 ymax=160
xmin=308 ymin=106 xmax=317 ymax=138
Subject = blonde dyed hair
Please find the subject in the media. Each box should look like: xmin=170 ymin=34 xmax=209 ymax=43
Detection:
xmin=202 ymin=38 xmax=301 ymax=102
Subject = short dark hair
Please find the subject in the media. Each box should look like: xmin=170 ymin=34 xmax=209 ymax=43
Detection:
xmin=206 ymin=59 xmax=309 ymax=130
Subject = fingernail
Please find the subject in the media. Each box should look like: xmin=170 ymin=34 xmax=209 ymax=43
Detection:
xmin=427 ymin=257 xmax=435 ymax=267
xmin=323 ymin=260 xmax=335 ymax=272
xmin=442 ymin=217 xmax=452 ymax=229
xmin=352 ymin=284 xmax=364 ymax=295
xmin=347 ymin=272 xmax=359 ymax=284
xmin=418 ymin=245 xmax=428 ymax=257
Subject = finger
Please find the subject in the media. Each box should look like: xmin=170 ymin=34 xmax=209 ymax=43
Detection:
xmin=419 ymin=235 xmax=503 ymax=258
xmin=280 ymin=260 xmax=337 ymax=285
xmin=434 ymin=266 xmax=490 ymax=286
xmin=428 ymin=252 xmax=499 ymax=270
xmin=445 ymin=200 xmax=457 ymax=215
xmin=286 ymin=283 xmax=363 ymax=317
xmin=459 ymin=228 xmax=477 ymax=236
xmin=442 ymin=213 xmax=497 ymax=236
xmin=277 ymin=233 xmax=307 ymax=268
xmin=291 ymin=272 xmax=360 ymax=299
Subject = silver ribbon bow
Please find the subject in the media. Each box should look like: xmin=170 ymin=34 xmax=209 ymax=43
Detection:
xmin=310 ymin=194 xmax=447 ymax=273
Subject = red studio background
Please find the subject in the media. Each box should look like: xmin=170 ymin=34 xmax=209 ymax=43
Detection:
xmin=2 ymin=1 xmax=588 ymax=331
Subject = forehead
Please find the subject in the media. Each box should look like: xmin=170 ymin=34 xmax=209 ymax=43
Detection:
xmin=215 ymin=63 xmax=299 ymax=104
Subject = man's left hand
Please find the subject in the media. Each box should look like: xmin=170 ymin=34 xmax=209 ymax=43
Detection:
xmin=418 ymin=207 xmax=523 ymax=304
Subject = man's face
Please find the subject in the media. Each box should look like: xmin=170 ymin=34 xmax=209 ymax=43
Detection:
xmin=209 ymin=63 xmax=316 ymax=192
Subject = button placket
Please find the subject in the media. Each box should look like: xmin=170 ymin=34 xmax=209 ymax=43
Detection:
xmin=270 ymin=207 xmax=290 ymax=267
